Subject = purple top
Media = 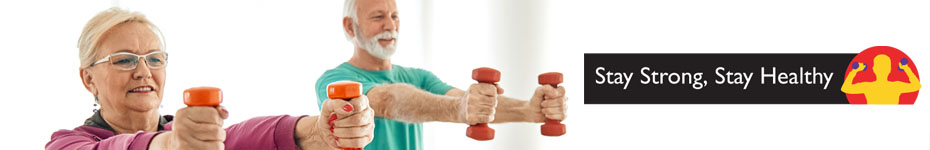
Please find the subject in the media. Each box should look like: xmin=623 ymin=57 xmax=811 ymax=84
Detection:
xmin=46 ymin=113 xmax=306 ymax=150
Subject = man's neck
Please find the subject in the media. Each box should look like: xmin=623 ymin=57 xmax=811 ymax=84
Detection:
xmin=100 ymin=107 xmax=159 ymax=134
xmin=348 ymin=47 xmax=392 ymax=71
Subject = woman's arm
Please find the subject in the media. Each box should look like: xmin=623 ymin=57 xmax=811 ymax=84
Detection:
xmin=46 ymin=129 xmax=161 ymax=150
xmin=295 ymin=95 xmax=375 ymax=149
xmin=222 ymin=115 xmax=305 ymax=150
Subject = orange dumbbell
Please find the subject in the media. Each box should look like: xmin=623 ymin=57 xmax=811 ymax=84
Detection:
xmin=538 ymin=72 xmax=566 ymax=136
xmin=327 ymin=81 xmax=364 ymax=150
xmin=184 ymin=87 xmax=223 ymax=106
xmin=467 ymin=67 xmax=500 ymax=141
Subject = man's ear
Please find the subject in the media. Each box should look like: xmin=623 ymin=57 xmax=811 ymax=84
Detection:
xmin=80 ymin=69 xmax=97 ymax=95
xmin=344 ymin=17 xmax=356 ymax=39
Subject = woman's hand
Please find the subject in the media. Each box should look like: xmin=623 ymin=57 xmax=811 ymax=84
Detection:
xmin=150 ymin=106 xmax=229 ymax=150
xmin=296 ymin=96 xmax=375 ymax=149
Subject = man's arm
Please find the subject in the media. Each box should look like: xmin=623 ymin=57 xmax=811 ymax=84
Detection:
xmin=445 ymin=88 xmax=537 ymax=123
xmin=366 ymin=82 xmax=563 ymax=124
xmin=367 ymin=83 xmax=466 ymax=123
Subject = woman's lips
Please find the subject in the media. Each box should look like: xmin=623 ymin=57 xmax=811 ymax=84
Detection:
xmin=128 ymin=86 xmax=155 ymax=94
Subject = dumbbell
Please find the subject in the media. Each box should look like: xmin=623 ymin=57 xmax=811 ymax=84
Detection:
xmin=467 ymin=67 xmax=500 ymax=141
xmin=184 ymin=87 xmax=223 ymax=106
xmin=852 ymin=62 xmax=867 ymax=71
xmin=327 ymin=81 xmax=364 ymax=150
xmin=899 ymin=58 xmax=908 ymax=71
xmin=538 ymin=72 xmax=566 ymax=136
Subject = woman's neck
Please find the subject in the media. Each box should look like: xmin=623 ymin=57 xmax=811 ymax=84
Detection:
xmin=99 ymin=107 xmax=160 ymax=134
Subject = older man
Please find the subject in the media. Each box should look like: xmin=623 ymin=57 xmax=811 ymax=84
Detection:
xmin=314 ymin=0 xmax=568 ymax=149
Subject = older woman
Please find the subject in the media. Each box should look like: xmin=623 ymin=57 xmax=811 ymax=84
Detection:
xmin=46 ymin=8 xmax=374 ymax=150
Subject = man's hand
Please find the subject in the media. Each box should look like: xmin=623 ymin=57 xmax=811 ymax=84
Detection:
xmin=462 ymin=83 xmax=501 ymax=125
xmin=297 ymin=96 xmax=375 ymax=149
xmin=150 ymin=106 xmax=228 ymax=150
xmin=527 ymin=85 xmax=567 ymax=123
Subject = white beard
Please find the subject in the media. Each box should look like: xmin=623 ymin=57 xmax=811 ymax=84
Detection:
xmin=354 ymin=29 xmax=399 ymax=60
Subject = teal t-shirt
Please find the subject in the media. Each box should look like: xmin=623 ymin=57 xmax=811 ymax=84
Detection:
xmin=315 ymin=62 xmax=454 ymax=150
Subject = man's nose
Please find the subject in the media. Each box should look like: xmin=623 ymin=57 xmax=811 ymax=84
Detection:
xmin=383 ymin=18 xmax=397 ymax=31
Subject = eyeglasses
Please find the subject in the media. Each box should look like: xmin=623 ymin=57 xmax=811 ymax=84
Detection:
xmin=91 ymin=51 xmax=168 ymax=70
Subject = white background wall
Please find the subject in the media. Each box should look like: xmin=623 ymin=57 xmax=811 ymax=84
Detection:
xmin=0 ymin=0 xmax=928 ymax=149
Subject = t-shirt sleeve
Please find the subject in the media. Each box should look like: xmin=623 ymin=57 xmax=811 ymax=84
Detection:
xmin=315 ymin=69 xmax=382 ymax=109
xmin=414 ymin=68 xmax=454 ymax=95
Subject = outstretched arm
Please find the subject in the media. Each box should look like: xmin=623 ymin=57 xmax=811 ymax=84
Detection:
xmin=841 ymin=62 xmax=866 ymax=94
xmin=47 ymin=129 xmax=161 ymax=150
xmin=365 ymin=83 xmax=499 ymax=125
xmin=296 ymin=96 xmax=374 ymax=149
xmin=367 ymin=83 xmax=465 ymax=123
xmin=446 ymin=88 xmax=533 ymax=123
xmin=446 ymin=84 xmax=567 ymax=124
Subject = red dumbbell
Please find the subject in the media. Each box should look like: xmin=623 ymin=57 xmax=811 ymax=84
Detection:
xmin=467 ymin=67 xmax=500 ymax=141
xmin=184 ymin=87 xmax=223 ymax=106
xmin=538 ymin=72 xmax=566 ymax=136
xmin=327 ymin=81 xmax=364 ymax=150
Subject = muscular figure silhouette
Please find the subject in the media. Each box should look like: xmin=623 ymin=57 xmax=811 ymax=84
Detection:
xmin=841 ymin=54 xmax=921 ymax=104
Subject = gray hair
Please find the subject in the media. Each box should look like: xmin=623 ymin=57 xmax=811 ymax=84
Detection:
xmin=344 ymin=0 xmax=359 ymax=41
xmin=78 ymin=7 xmax=165 ymax=68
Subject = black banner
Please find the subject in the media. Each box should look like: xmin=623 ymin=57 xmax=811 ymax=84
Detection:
xmin=585 ymin=54 xmax=856 ymax=104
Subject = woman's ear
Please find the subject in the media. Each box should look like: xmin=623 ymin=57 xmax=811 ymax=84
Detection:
xmin=344 ymin=17 xmax=356 ymax=39
xmin=81 ymin=69 xmax=97 ymax=95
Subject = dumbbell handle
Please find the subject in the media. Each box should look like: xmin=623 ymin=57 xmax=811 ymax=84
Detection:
xmin=538 ymin=72 xmax=566 ymax=136
xmin=467 ymin=67 xmax=499 ymax=141
xmin=327 ymin=81 xmax=364 ymax=150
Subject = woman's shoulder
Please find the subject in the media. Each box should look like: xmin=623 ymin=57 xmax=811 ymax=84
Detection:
xmin=47 ymin=125 xmax=112 ymax=149
xmin=50 ymin=125 xmax=113 ymax=140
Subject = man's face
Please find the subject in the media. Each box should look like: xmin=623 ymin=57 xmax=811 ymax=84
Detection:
xmin=355 ymin=0 xmax=399 ymax=48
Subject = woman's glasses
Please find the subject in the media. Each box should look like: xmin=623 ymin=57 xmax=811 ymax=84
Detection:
xmin=91 ymin=51 xmax=168 ymax=70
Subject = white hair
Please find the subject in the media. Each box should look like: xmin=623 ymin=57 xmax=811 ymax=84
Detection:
xmin=78 ymin=7 xmax=165 ymax=68
xmin=343 ymin=0 xmax=359 ymax=41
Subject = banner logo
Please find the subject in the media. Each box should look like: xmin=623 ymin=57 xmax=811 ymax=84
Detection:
xmin=841 ymin=46 xmax=921 ymax=105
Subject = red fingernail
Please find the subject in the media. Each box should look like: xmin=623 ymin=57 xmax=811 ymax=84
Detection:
xmin=221 ymin=108 xmax=229 ymax=114
xmin=330 ymin=128 xmax=334 ymax=133
xmin=329 ymin=114 xmax=337 ymax=121
xmin=343 ymin=104 xmax=354 ymax=112
xmin=329 ymin=120 xmax=335 ymax=127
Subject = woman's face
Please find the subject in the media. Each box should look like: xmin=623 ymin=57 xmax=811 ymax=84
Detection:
xmin=83 ymin=22 xmax=166 ymax=113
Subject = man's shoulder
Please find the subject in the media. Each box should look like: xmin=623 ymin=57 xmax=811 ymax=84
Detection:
xmin=321 ymin=67 xmax=353 ymax=76
xmin=316 ymin=65 xmax=361 ymax=90
xmin=391 ymin=64 xmax=430 ymax=74
xmin=319 ymin=63 xmax=361 ymax=79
